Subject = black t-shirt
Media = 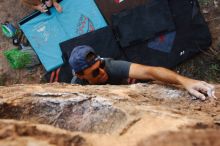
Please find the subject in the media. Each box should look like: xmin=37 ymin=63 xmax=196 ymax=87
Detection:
xmin=71 ymin=58 xmax=132 ymax=85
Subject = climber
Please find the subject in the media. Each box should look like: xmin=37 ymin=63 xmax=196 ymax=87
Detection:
xmin=69 ymin=45 xmax=216 ymax=100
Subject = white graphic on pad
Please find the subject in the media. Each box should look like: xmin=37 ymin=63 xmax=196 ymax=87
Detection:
xmin=33 ymin=22 xmax=50 ymax=42
xmin=114 ymin=0 xmax=125 ymax=4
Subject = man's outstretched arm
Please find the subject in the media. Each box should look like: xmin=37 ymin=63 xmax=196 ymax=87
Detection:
xmin=129 ymin=63 xmax=216 ymax=100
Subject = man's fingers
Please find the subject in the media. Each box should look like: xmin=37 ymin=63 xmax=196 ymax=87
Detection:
xmin=41 ymin=9 xmax=47 ymax=13
xmin=39 ymin=7 xmax=47 ymax=12
xmin=199 ymin=81 xmax=216 ymax=99
xmin=200 ymin=85 xmax=210 ymax=94
xmin=201 ymin=81 xmax=215 ymax=89
xmin=56 ymin=5 xmax=62 ymax=12
xmin=189 ymin=89 xmax=206 ymax=100
xmin=186 ymin=81 xmax=216 ymax=100
xmin=204 ymin=83 xmax=216 ymax=99
xmin=212 ymin=91 xmax=217 ymax=99
xmin=197 ymin=83 xmax=211 ymax=95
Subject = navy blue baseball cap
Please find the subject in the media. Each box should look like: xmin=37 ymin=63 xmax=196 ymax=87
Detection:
xmin=68 ymin=45 xmax=97 ymax=73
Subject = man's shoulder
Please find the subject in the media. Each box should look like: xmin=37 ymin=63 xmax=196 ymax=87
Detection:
xmin=104 ymin=58 xmax=131 ymax=66
xmin=104 ymin=58 xmax=132 ymax=84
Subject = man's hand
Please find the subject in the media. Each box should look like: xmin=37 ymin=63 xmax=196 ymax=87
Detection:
xmin=53 ymin=2 xmax=62 ymax=13
xmin=45 ymin=0 xmax=53 ymax=7
xmin=34 ymin=4 xmax=47 ymax=13
xmin=128 ymin=64 xmax=216 ymax=100
xmin=183 ymin=79 xmax=216 ymax=100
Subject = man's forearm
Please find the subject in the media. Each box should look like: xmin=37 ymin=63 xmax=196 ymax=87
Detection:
xmin=129 ymin=63 xmax=190 ymax=86
xmin=147 ymin=66 xmax=190 ymax=86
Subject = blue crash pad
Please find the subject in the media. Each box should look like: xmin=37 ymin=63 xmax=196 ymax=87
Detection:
xmin=19 ymin=0 xmax=107 ymax=71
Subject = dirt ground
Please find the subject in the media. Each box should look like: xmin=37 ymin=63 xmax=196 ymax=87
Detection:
xmin=0 ymin=0 xmax=44 ymax=85
xmin=0 ymin=0 xmax=220 ymax=85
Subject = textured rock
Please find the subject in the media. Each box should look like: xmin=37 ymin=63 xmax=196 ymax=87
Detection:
xmin=0 ymin=83 xmax=220 ymax=146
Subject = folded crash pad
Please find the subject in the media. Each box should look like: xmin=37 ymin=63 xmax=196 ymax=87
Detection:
xmin=19 ymin=0 xmax=107 ymax=71
xmin=111 ymin=0 xmax=175 ymax=48
xmin=122 ymin=0 xmax=211 ymax=67
xmin=95 ymin=0 xmax=148 ymax=25
xmin=60 ymin=26 xmax=125 ymax=62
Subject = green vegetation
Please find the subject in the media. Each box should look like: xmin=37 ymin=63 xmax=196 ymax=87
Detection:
xmin=3 ymin=48 xmax=31 ymax=69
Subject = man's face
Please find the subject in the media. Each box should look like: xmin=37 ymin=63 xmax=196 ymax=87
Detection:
xmin=77 ymin=60 xmax=108 ymax=84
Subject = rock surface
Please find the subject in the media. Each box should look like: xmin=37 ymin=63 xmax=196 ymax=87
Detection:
xmin=0 ymin=83 xmax=220 ymax=146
